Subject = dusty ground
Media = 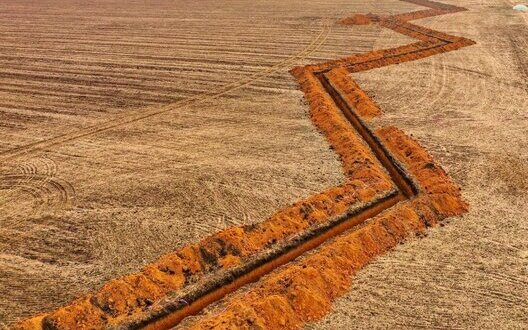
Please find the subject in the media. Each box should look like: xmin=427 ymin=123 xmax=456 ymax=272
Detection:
xmin=0 ymin=0 xmax=415 ymax=326
xmin=1 ymin=0 xmax=526 ymax=328
xmin=309 ymin=0 xmax=528 ymax=328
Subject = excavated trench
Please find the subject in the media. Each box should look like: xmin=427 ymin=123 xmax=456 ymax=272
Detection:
xmin=125 ymin=68 xmax=420 ymax=330
xmin=15 ymin=0 xmax=473 ymax=329
xmin=316 ymin=72 xmax=417 ymax=198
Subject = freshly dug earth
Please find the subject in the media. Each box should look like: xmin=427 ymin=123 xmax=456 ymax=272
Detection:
xmin=309 ymin=0 xmax=528 ymax=328
xmin=2 ymin=0 xmax=526 ymax=328
xmin=171 ymin=1 xmax=476 ymax=328
xmin=0 ymin=0 xmax=417 ymax=326
xmin=14 ymin=0 xmax=473 ymax=321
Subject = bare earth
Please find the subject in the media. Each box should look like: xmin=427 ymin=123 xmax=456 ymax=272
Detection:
xmin=310 ymin=0 xmax=528 ymax=328
xmin=0 ymin=0 xmax=413 ymax=325
xmin=0 ymin=0 xmax=527 ymax=328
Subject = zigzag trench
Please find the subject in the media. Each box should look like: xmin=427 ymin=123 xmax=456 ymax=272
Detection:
xmin=15 ymin=0 xmax=473 ymax=329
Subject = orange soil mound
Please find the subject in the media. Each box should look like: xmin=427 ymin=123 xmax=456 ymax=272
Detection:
xmin=14 ymin=0 xmax=473 ymax=328
xmin=186 ymin=131 xmax=467 ymax=330
xmin=311 ymin=1 xmax=474 ymax=74
xmin=188 ymin=199 xmax=439 ymax=330
xmin=17 ymin=59 xmax=395 ymax=330
xmin=339 ymin=14 xmax=373 ymax=26
xmin=32 ymin=192 xmax=396 ymax=328
xmin=376 ymin=126 xmax=467 ymax=215
xmin=324 ymin=67 xmax=382 ymax=120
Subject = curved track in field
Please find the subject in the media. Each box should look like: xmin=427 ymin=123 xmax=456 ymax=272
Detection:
xmin=0 ymin=157 xmax=75 ymax=218
xmin=0 ymin=18 xmax=331 ymax=220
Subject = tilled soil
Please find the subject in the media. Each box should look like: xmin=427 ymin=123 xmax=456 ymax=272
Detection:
xmin=1 ymin=0 xmax=527 ymax=328
xmin=310 ymin=0 xmax=528 ymax=328
xmin=0 ymin=0 xmax=417 ymax=326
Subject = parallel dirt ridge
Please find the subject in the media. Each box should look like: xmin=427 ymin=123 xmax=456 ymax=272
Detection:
xmin=14 ymin=0 xmax=473 ymax=329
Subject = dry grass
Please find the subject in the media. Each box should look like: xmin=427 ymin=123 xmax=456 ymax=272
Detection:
xmin=0 ymin=0 xmax=526 ymax=328
xmin=309 ymin=0 xmax=528 ymax=328
xmin=0 ymin=0 xmax=416 ymax=326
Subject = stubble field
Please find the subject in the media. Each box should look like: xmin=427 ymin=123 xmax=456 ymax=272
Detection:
xmin=0 ymin=0 xmax=526 ymax=329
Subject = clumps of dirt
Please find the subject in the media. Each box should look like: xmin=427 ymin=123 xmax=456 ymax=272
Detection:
xmin=185 ymin=123 xmax=468 ymax=330
xmin=40 ymin=298 xmax=107 ymax=330
xmin=17 ymin=68 xmax=396 ymax=329
xmin=340 ymin=14 xmax=374 ymax=25
xmin=14 ymin=0 xmax=473 ymax=328
xmin=11 ymin=316 xmax=45 ymax=330
xmin=376 ymin=126 xmax=468 ymax=216
xmin=185 ymin=198 xmax=456 ymax=330
xmin=324 ymin=67 xmax=382 ymax=120
xmin=312 ymin=1 xmax=474 ymax=75
xmin=306 ymin=34 xmax=472 ymax=75
xmin=289 ymin=67 xmax=391 ymax=185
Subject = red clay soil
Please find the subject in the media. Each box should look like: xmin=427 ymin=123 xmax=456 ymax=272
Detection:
xmin=187 ymin=202 xmax=438 ymax=330
xmin=14 ymin=0 xmax=472 ymax=329
xmin=323 ymin=67 xmax=382 ymax=120
xmin=184 ymin=128 xmax=468 ymax=330
xmin=308 ymin=1 xmax=475 ymax=74
xmin=339 ymin=14 xmax=374 ymax=26
xmin=14 ymin=71 xmax=396 ymax=329
xmin=184 ymin=33 xmax=470 ymax=330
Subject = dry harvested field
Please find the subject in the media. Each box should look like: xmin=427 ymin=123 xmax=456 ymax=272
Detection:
xmin=1 ymin=0 xmax=527 ymax=329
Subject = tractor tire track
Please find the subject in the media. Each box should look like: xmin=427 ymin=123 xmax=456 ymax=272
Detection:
xmin=0 ymin=157 xmax=74 ymax=218
xmin=0 ymin=20 xmax=331 ymax=163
